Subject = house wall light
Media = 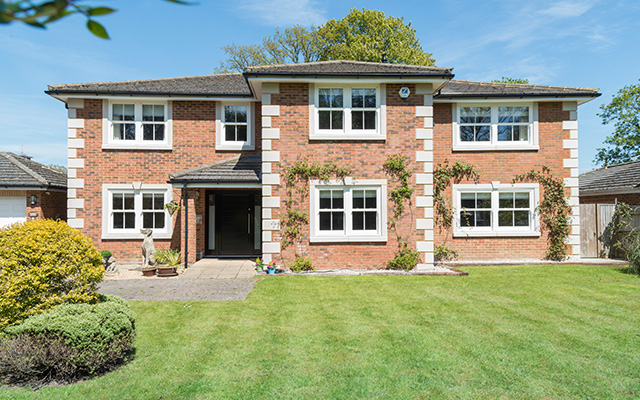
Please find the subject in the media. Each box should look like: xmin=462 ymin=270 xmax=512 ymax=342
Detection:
xmin=30 ymin=195 xmax=37 ymax=205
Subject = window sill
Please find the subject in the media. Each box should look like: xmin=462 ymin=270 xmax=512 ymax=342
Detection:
xmin=102 ymin=232 xmax=172 ymax=240
xmin=453 ymin=230 xmax=540 ymax=238
xmin=310 ymin=235 xmax=387 ymax=243
xmin=216 ymin=144 xmax=255 ymax=151
xmin=309 ymin=133 xmax=386 ymax=141
xmin=102 ymin=143 xmax=172 ymax=151
xmin=453 ymin=144 xmax=539 ymax=152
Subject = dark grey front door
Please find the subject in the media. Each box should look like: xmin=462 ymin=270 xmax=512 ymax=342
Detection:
xmin=206 ymin=191 xmax=261 ymax=257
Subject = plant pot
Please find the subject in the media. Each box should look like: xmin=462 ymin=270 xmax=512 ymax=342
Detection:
xmin=157 ymin=266 xmax=178 ymax=277
xmin=141 ymin=268 xmax=156 ymax=277
xmin=267 ymin=268 xmax=276 ymax=275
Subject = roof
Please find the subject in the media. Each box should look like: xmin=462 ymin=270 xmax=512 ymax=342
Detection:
xmin=46 ymin=73 xmax=252 ymax=97
xmin=0 ymin=152 xmax=67 ymax=189
xmin=436 ymin=80 xmax=600 ymax=99
xmin=244 ymin=60 xmax=453 ymax=77
xmin=580 ymin=160 xmax=640 ymax=195
xmin=169 ymin=155 xmax=261 ymax=184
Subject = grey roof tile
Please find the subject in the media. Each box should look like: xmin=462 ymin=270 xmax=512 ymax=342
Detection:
xmin=0 ymin=152 xmax=67 ymax=189
xmin=580 ymin=160 xmax=640 ymax=194
xmin=436 ymin=80 xmax=600 ymax=98
xmin=47 ymin=74 xmax=252 ymax=97
xmin=244 ymin=60 xmax=453 ymax=76
xmin=169 ymin=155 xmax=261 ymax=183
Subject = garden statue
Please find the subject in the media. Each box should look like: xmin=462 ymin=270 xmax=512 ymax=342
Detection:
xmin=141 ymin=228 xmax=156 ymax=269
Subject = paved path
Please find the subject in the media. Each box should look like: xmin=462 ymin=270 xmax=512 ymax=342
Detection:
xmin=181 ymin=258 xmax=256 ymax=279
xmin=99 ymin=278 xmax=256 ymax=301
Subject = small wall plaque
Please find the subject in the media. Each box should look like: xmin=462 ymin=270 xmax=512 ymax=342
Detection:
xmin=399 ymin=87 xmax=411 ymax=99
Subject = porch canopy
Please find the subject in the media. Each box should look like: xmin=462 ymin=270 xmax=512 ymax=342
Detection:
xmin=168 ymin=155 xmax=261 ymax=187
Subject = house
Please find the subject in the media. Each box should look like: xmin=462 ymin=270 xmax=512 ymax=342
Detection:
xmin=46 ymin=60 xmax=600 ymax=269
xmin=580 ymin=160 xmax=640 ymax=205
xmin=0 ymin=152 xmax=67 ymax=228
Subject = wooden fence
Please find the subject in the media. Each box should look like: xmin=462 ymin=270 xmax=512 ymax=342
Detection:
xmin=580 ymin=203 xmax=640 ymax=258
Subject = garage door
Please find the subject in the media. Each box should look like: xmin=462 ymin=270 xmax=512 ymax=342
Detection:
xmin=0 ymin=197 xmax=27 ymax=228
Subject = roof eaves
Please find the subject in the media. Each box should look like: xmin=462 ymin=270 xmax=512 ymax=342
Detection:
xmin=435 ymin=92 xmax=602 ymax=99
xmin=45 ymin=90 xmax=253 ymax=98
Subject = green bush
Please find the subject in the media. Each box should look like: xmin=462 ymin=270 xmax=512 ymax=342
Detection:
xmin=290 ymin=254 xmax=315 ymax=272
xmin=626 ymin=235 xmax=640 ymax=275
xmin=155 ymin=249 xmax=181 ymax=267
xmin=0 ymin=295 xmax=135 ymax=386
xmin=99 ymin=250 xmax=113 ymax=258
xmin=0 ymin=219 xmax=104 ymax=328
xmin=387 ymin=245 xmax=420 ymax=271
xmin=434 ymin=244 xmax=459 ymax=261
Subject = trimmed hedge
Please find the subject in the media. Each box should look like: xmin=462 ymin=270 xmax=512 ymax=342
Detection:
xmin=0 ymin=295 xmax=136 ymax=386
xmin=0 ymin=219 xmax=104 ymax=328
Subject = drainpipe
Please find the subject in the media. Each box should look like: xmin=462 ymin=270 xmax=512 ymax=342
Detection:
xmin=183 ymin=183 xmax=189 ymax=270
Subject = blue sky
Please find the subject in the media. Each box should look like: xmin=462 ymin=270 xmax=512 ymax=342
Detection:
xmin=1 ymin=0 xmax=638 ymax=173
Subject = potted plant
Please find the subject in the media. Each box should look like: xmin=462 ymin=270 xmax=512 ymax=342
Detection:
xmin=99 ymin=250 xmax=112 ymax=266
xmin=255 ymin=257 xmax=265 ymax=272
xmin=164 ymin=200 xmax=180 ymax=217
xmin=141 ymin=265 xmax=157 ymax=277
xmin=266 ymin=261 xmax=277 ymax=275
xmin=155 ymin=249 xmax=180 ymax=277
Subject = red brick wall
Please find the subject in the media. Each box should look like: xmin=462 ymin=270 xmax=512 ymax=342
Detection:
xmin=268 ymin=83 xmax=423 ymax=270
xmin=74 ymin=99 xmax=261 ymax=264
xmin=580 ymin=193 xmax=640 ymax=205
xmin=432 ymin=102 xmax=572 ymax=259
xmin=26 ymin=190 xmax=67 ymax=222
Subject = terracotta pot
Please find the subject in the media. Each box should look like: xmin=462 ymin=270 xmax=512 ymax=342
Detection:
xmin=157 ymin=266 xmax=178 ymax=277
xmin=142 ymin=268 xmax=156 ymax=277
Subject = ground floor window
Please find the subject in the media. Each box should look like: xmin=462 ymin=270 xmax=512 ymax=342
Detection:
xmin=453 ymin=183 xmax=540 ymax=237
xmin=310 ymin=179 xmax=387 ymax=242
xmin=102 ymin=184 xmax=172 ymax=239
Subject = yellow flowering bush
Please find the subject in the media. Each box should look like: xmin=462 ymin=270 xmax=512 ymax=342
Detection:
xmin=0 ymin=220 xmax=104 ymax=328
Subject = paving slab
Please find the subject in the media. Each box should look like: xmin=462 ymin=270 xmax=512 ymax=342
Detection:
xmin=99 ymin=278 xmax=256 ymax=301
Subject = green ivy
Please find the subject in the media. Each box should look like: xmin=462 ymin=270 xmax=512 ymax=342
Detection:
xmin=513 ymin=166 xmax=571 ymax=261
xmin=433 ymin=160 xmax=480 ymax=229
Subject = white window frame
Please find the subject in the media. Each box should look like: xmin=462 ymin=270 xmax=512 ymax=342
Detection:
xmin=309 ymin=83 xmax=387 ymax=140
xmin=102 ymin=100 xmax=172 ymax=150
xmin=309 ymin=179 xmax=387 ymax=243
xmin=101 ymin=184 xmax=173 ymax=239
xmin=216 ymin=102 xmax=255 ymax=150
xmin=452 ymin=182 xmax=540 ymax=237
xmin=452 ymin=103 xmax=538 ymax=151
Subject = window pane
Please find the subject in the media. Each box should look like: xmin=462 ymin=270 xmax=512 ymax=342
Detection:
xmin=155 ymin=125 xmax=164 ymax=141
xmin=143 ymin=194 xmax=152 ymax=210
xmin=320 ymin=212 xmax=331 ymax=230
xmin=331 ymin=89 xmax=343 ymax=108
xmin=225 ymin=125 xmax=236 ymax=141
xmin=154 ymin=194 xmax=164 ymax=210
xmin=460 ymin=126 xmax=475 ymax=142
xmin=318 ymin=89 xmax=331 ymax=108
xmin=498 ymin=126 xmax=512 ymax=141
xmin=499 ymin=192 xmax=513 ymax=208
xmin=124 ymin=194 xmax=134 ymax=210
xmin=461 ymin=193 xmax=475 ymax=208
xmin=236 ymin=106 xmax=247 ymax=123
xmin=154 ymin=105 xmax=164 ymax=121
xmin=319 ymin=191 xmax=331 ymax=209
xmin=515 ymin=192 xmax=530 ymax=208
xmin=352 ymin=89 xmax=363 ymax=108
xmin=113 ymin=124 xmax=124 ymax=140
xmin=113 ymin=194 xmax=123 ymax=210
xmin=143 ymin=213 xmax=153 ymax=229
xmin=112 ymin=104 xmax=123 ymax=121
xmin=224 ymin=106 xmax=235 ymax=122
xmin=498 ymin=210 xmax=513 ymax=226
xmin=332 ymin=191 xmax=343 ymax=209
xmin=237 ymin=125 xmax=247 ymax=142
xmin=353 ymin=191 xmax=364 ymax=208
xmin=332 ymin=212 xmax=344 ymax=230
xmin=331 ymin=111 xmax=343 ymax=130
xmin=476 ymin=211 xmax=491 ymax=226
xmin=460 ymin=107 xmax=490 ymax=123
xmin=143 ymin=105 xmax=153 ymax=121
xmin=364 ymin=89 xmax=376 ymax=107
xmin=476 ymin=126 xmax=490 ymax=141
xmin=365 ymin=191 xmax=376 ymax=208
xmin=319 ymin=111 xmax=330 ymax=129
xmin=477 ymin=193 xmax=491 ymax=208
xmin=365 ymin=211 xmax=376 ymax=230
xmin=353 ymin=211 xmax=364 ymax=230
xmin=124 ymin=104 xmax=135 ymax=121
xmin=460 ymin=211 xmax=474 ymax=227
xmin=114 ymin=213 xmax=123 ymax=229
xmin=143 ymin=125 xmax=154 ymax=140
xmin=514 ymin=125 xmax=528 ymax=141
xmin=513 ymin=106 xmax=529 ymax=123
xmin=125 ymin=124 xmax=135 ymax=140
xmin=352 ymin=111 xmax=363 ymax=130
xmin=124 ymin=212 xmax=135 ymax=229
xmin=155 ymin=212 xmax=165 ymax=229
xmin=364 ymin=111 xmax=375 ymax=129
xmin=514 ymin=211 xmax=529 ymax=226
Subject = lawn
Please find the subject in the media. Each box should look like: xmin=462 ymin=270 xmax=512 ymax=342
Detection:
xmin=2 ymin=265 xmax=639 ymax=399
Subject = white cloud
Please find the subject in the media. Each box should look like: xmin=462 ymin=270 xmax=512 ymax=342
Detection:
xmin=235 ymin=0 xmax=327 ymax=27
xmin=539 ymin=1 xmax=594 ymax=18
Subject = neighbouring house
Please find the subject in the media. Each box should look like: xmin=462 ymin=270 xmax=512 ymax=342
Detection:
xmin=46 ymin=60 xmax=600 ymax=269
xmin=0 ymin=152 xmax=67 ymax=228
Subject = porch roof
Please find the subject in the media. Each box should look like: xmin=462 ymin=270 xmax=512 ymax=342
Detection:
xmin=168 ymin=155 xmax=261 ymax=184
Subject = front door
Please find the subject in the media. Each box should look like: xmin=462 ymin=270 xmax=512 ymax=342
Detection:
xmin=206 ymin=191 xmax=261 ymax=257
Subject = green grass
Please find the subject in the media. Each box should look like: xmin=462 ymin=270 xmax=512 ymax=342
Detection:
xmin=2 ymin=265 xmax=639 ymax=399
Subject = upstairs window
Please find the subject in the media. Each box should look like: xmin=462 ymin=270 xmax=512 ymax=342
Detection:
xmin=216 ymin=102 xmax=254 ymax=150
xmin=105 ymin=101 xmax=171 ymax=149
xmin=312 ymin=85 xmax=384 ymax=140
xmin=453 ymin=104 xmax=537 ymax=150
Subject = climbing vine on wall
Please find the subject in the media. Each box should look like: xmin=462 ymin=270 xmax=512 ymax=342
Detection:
xmin=433 ymin=160 xmax=480 ymax=229
xmin=513 ymin=166 xmax=571 ymax=261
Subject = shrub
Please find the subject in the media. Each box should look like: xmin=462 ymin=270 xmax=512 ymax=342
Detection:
xmin=0 ymin=295 xmax=136 ymax=386
xmin=155 ymin=249 xmax=181 ymax=267
xmin=290 ymin=254 xmax=314 ymax=272
xmin=0 ymin=219 xmax=104 ymax=328
xmin=387 ymin=244 xmax=420 ymax=271
xmin=434 ymin=244 xmax=459 ymax=261
xmin=626 ymin=235 xmax=640 ymax=275
xmin=99 ymin=250 xmax=113 ymax=258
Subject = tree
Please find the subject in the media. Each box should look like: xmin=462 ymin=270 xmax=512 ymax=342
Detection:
xmin=217 ymin=8 xmax=435 ymax=72
xmin=594 ymin=81 xmax=640 ymax=166
xmin=0 ymin=0 xmax=189 ymax=39
xmin=491 ymin=77 xmax=529 ymax=84
xmin=47 ymin=164 xmax=67 ymax=173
